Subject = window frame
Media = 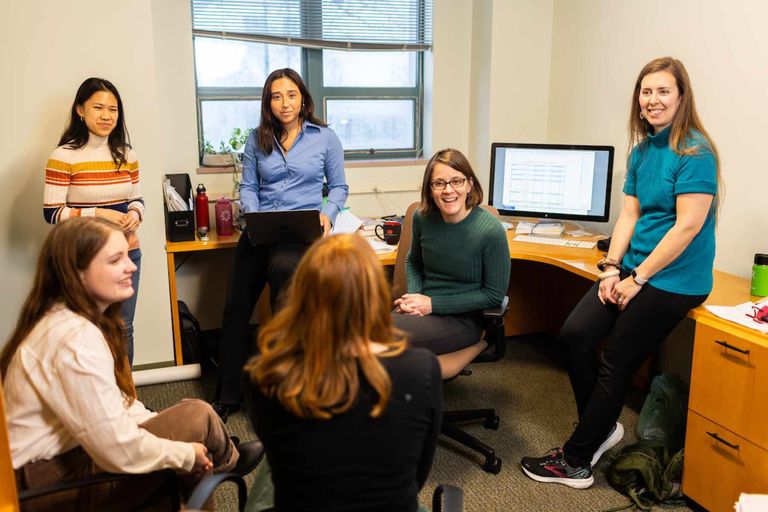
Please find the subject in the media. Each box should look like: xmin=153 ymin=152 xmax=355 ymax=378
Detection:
xmin=193 ymin=41 xmax=425 ymax=163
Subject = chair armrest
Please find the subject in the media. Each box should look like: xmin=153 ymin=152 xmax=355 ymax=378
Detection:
xmin=483 ymin=296 xmax=509 ymax=319
xmin=432 ymin=484 xmax=464 ymax=512
xmin=186 ymin=472 xmax=247 ymax=512
xmin=19 ymin=468 xmax=179 ymax=503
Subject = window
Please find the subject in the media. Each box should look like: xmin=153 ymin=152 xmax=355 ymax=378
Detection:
xmin=192 ymin=0 xmax=432 ymax=161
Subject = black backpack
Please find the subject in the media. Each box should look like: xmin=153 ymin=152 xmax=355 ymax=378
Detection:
xmin=178 ymin=300 xmax=203 ymax=365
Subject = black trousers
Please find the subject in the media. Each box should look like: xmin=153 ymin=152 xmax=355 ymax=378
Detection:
xmin=217 ymin=232 xmax=309 ymax=405
xmin=560 ymin=274 xmax=706 ymax=467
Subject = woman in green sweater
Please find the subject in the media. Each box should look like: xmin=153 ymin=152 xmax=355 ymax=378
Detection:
xmin=393 ymin=148 xmax=510 ymax=378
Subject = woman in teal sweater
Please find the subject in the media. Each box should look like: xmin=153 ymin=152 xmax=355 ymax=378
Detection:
xmin=522 ymin=57 xmax=721 ymax=489
xmin=393 ymin=148 xmax=510 ymax=378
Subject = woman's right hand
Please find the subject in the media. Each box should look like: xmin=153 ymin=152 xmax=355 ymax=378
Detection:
xmin=191 ymin=442 xmax=213 ymax=473
xmin=598 ymin=275 xmax=620 ymax=305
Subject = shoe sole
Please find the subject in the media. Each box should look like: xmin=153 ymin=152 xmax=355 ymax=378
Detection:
xmin=521 ymin=465 xmax=594 ymax=489
xmin=591 ymin=422 xmax=624 ymax=466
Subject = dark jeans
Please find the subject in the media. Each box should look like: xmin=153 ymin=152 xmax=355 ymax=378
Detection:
xmin=122 ymin=248 xmax=141 ymax=365
xmin=217 ymin=233 xmax=309 ymax=405
xmin=560 ymin=275 xmax=706 ymax=467
xmin=392 ymin=312 xmax=484 ymax=355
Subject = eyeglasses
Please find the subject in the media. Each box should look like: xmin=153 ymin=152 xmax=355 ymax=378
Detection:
xmin=430 ymin=177 xmax=467 ymax=191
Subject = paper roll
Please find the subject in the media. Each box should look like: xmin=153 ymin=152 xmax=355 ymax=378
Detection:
xmin=133 ymin=364 xmax=202 ymax=387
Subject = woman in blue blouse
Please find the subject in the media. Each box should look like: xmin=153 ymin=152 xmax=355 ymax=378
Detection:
xmin=522 ymin=57 xmax=721 ymax=489
xmin=213 ymin=68 xmax=348 ymax=420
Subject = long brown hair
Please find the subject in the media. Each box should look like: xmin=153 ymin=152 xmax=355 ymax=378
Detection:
xmin=419 ymin=148 xmax=483 ymax=217
xmin=0 ymin=218 xmax=135 ymax=401
xmin=256 ymin=68 xmax=326 ymax=155
xmin=246 ymin=234 xmax=406 ymax=420
xmin=628 ymin=57 xmax=722 ymax=212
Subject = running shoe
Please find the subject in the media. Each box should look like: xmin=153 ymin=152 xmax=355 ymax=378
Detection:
xmin=591 ymin=422 xmax=624 ymax=466
xmin=521 ymin=448 xmax=594 ymax=489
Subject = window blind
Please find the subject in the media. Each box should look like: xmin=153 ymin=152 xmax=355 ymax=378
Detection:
xmin=191 ymin=0 xmax=433 ymax=51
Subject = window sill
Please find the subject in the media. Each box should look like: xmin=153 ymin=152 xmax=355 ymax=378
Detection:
xmin=197 ymin=158 xmax=427 ymax=174
xmin=344 ymin=158 xmax=428 ymax=168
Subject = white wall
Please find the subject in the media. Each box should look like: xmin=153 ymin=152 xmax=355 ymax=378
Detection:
xmin=547 ymin=0 xmax=768 ymax=277
xmin=2 ymin=1 xmax=765 ymax=363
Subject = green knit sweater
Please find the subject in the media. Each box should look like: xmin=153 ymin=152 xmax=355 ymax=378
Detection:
xmin=406 ymin=207 xmax=511 ymax=315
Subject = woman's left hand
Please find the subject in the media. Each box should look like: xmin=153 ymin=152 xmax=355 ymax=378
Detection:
xmin=611 ymin=276 xmax=642 ymax=311
xmin=394 ymin=293 xmax=432 ymax=316
xmin=319 ymin=213 xmax=332 ymax=236
xmin=121 ymin=210 xmax=141 ymax=233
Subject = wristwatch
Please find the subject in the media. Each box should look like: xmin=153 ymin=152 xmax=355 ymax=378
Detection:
xmin=631 ymin=269 xmax=648 ymax=286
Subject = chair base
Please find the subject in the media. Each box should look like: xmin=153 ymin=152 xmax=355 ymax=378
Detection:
xmin=441 ymin=409 xmax=502 ymax=474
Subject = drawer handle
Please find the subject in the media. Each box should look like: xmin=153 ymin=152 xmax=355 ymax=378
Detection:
xmin=706 ymin=431 xmax=740 ymax=450
xmin=714 ymin=340 xmax=750 ymax=355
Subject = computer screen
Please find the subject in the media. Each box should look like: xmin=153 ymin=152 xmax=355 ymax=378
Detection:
xmin=489 ymin=142 xmax=614 ymax=222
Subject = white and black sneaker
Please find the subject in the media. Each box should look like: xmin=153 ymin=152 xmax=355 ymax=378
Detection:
xmin=591 ymin=422 xmax=624 ymax=466
xmin=521 ymin=448 xmax=594 ymax=489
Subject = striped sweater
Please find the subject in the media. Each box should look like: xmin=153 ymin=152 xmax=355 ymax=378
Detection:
xmin=43 ymin=134 xmax=144 ymax=249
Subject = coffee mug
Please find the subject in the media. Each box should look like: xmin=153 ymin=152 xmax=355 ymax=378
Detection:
xmin=375 ymin=221 xmax=402 ymax=245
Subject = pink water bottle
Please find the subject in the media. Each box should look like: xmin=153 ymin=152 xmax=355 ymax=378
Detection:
xmin=215 ymin=196 xmax=234 ymax=236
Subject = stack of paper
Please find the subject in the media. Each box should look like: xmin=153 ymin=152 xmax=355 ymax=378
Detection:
xmin=705 ymin=300 xmax=768 ymax=335
xmin=163 ymin=179 xmax=191 ymax=212
xmin=735 ymin=493 xmax=768 ymax=511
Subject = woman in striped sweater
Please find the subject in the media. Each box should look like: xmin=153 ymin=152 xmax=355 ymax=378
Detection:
xmin=43 ymin=77 xmax=144 ymax=364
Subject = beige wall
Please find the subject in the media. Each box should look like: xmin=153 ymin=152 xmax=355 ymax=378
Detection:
xmin=548 ymin=0 xmax=768 ymax=277
xmin=1 ymin=1 xmax=765 ymax=363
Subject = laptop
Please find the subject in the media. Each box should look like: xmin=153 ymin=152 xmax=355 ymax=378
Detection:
xmin=244 ymin=209 xmax=323 ymax=245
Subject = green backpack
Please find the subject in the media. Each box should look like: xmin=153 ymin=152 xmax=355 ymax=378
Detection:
xmin=605 ymin=440 xmax=685 ymax=511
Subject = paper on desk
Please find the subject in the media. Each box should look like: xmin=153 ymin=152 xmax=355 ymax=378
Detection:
xmin=515 ymin=221 xmax=534 ymax=234
xmin=367 ymin=238 xmax=396 ymax=253
xmin=331 ymin=209 xmax=363 ymax=234
xmin=736 ymin=493 xmax=768 ymax=512
xmin=704 ymin=300 xmax=768 ymax=335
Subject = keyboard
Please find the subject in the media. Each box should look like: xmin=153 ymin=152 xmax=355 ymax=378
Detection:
xmin=514 ymin=235 xmax=597 ymax=249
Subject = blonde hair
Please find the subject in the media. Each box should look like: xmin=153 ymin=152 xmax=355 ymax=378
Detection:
xmin=246 ymin=234 xmax=406 ymax=420
xmin=628 ymin=57 xmax=723 ymax=213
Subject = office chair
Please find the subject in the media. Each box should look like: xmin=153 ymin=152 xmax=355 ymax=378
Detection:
xmin=393 ymin=202 xmax=508 ymax=474
xmin=0 ymin=376 xmax=248 ymax=512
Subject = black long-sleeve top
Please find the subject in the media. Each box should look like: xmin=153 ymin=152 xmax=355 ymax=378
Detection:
xmin=246 ymin=347 xmax=442 ymax=512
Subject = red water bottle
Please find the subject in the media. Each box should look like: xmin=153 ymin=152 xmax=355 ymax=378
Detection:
xmin=195 ymin=184 xmax=209 ymax=238
xmin=215 ymin=196 xmax=234 ymax=236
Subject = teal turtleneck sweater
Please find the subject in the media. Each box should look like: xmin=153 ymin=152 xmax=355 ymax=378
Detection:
xmin=622 ymin=127 xmax=718 ymax=295
xmin=406 ymin=207 xmax=510 ymax=315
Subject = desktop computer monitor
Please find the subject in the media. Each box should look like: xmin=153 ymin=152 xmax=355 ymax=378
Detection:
xmin=489 ymin=143 xmax=614 ymax=223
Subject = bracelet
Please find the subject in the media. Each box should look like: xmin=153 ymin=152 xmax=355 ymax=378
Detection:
xmin=598 ymin=269 xmax=620 ymax=280
xmin=597 ymin=257 xmax=620 ymax=272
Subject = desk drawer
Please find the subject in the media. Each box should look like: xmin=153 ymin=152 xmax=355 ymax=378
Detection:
xmin=683 ymin=411 xmax=768 ymax=512
xmin=688 ymin=321 xmax=768 ymax=449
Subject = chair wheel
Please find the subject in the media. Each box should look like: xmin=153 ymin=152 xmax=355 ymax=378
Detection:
xmin=483 ymin=414 xmax=500 ymax=430
xmin=482 ymin=455 xmax=502 ymax=474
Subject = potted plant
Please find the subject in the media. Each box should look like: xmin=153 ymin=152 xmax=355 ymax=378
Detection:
xmin=201 ymin=127 xmax=253 ymax=168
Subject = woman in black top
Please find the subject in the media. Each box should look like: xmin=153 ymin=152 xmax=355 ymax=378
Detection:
xmin=245 ymin=234 xmax=442 ymax=512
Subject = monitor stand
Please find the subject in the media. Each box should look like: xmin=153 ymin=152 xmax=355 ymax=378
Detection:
xmin=531 ymin=220 xmax=565 ymax=236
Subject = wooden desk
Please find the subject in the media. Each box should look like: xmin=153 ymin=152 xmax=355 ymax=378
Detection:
xmin=165 ymin=229 xmax=396 ymax=364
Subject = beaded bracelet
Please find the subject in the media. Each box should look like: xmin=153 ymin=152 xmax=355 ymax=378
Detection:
xmin=597 ymin=257 xmax=620 ymax=272
xmin=598 ymin=269 xmax=620 ymax=280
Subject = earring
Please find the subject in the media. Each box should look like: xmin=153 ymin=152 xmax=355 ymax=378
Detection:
xmin=79 ymin=116 xmax=84 ymax=122
xmin=639 ymin=112 xmax=644 ymax=120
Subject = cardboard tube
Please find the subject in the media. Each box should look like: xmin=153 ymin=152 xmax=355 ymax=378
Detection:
xmin=133 ymin=364 xmax=201 ymax=387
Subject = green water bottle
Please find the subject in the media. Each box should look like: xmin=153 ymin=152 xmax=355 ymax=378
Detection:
xmin=751 ymin=253 xmax=768 ymax=297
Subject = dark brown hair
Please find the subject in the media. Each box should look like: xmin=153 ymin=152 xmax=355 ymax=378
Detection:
xmin=246 ymin=234 xmax=406 ymax=420
xmin=256 ymin=68 xmax=326 ymax=155
xmin=59 ymin=77 xmax=132 ymax=169
xmin=628 ymin=57 xmax=722 ymax=212
xmin=419 ymin=148 xmax=483 ymax=217
xmin=0 ymin=218 xmax=135 ymax=401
